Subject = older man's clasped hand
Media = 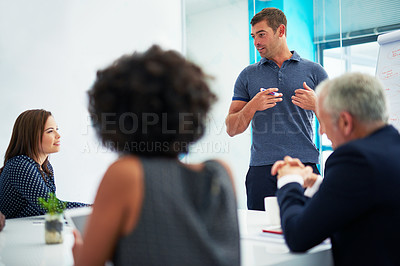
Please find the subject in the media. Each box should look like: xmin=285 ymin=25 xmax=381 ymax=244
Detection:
xmin=271 ymin=156 xmax=319 ymax=188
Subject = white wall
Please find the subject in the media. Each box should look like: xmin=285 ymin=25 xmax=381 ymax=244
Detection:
xmin=185 ymin=0 xmax=251 ymax=209
xmin=0 ymin=0 xmax=183 ymax=203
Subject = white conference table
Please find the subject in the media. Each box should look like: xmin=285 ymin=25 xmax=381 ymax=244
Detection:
xmin=0 ymin=216 xmax=74 ymax=266
xmin=0 ymin=210 xmax=333 ymax=266
xmin=238 ymin=209 xmax=333 ymax=266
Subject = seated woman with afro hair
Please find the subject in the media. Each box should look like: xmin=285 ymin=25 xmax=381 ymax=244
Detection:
xmin=72 ymin=45 xmax=240 ymax=266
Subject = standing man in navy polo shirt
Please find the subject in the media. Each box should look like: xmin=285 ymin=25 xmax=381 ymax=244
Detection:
xmin=225 ymin=7 xmax=328 ymax=210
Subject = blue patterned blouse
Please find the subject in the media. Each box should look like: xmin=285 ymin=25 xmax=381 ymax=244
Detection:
xmin=0 ymin=155 xmax=88 ymax=218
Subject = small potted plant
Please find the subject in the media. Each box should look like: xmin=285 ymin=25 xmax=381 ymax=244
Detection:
xmin=38 ymin=192 xmax=66 ymax=244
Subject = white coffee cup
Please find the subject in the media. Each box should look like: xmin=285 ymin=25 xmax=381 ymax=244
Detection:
xmin=264 ymin=196 xmax=281 ymax=227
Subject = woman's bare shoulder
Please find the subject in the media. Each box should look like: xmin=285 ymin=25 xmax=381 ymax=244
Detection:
xmin=98 ymin=155 xmax=144 ymax=195
xmin=106 ymin=155 xmax=142 ymax=179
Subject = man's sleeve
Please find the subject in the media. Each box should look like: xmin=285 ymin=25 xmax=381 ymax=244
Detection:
xmin=232 ymin=68 xmax=250 ymax=102
xmin=314 ymin=63 xmax=329 ymax=85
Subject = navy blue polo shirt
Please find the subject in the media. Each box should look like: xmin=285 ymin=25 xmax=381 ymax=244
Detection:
xmin=233 ymin=51 xmax=328 ymax=166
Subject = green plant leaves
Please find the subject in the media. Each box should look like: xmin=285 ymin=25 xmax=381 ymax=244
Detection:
xmin=38 ymin=192 xmax=66 ymax=215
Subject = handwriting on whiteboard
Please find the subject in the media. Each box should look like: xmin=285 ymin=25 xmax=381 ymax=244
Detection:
xmin=379 ymin=65 xmax=400 ymax=80
xmin=389 ymin=47 xmax=400 ymax=59
xmin=377 ymin=30 xmax=400 ymax=132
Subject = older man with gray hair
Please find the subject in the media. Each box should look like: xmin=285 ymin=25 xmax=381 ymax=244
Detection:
xmin=271 ymin=72 xmax=400 ymax=265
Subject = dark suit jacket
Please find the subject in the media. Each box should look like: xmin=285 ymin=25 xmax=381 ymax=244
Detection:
xmin=277 ymin=125 xmax=400 ymax=266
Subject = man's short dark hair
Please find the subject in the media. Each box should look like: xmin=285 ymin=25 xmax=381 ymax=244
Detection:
xmin=250 ymin=7 xmax=287 ymax=35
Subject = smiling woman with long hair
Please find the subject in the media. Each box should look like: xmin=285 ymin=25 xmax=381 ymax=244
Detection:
xmin=0 ymin=109 xmax=89 ymax=219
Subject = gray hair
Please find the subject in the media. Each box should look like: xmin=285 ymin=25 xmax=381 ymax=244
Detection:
xmin=316 ymin=72 xmax=388 ymax=124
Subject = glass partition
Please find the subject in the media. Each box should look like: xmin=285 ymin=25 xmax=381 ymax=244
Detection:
xmin=314 ymin=0 xmax=400 ymax=172
xmin=184 ymin=0 xmax=250 ymax=209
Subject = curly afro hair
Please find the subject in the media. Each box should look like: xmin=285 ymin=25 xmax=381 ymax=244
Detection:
xmin=88 ymin=45 xmax=217 ymax=157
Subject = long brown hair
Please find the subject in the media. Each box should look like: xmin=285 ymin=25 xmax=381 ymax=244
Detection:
xmin=0 ymin=109 xmax=53 ymax=178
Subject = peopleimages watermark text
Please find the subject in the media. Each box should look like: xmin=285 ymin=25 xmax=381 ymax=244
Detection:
xmin=81 ymin=140 xmax=230 ymax=154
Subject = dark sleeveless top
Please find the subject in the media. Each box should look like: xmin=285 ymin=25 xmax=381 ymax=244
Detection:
xmin=112 ymin=157 xmax=240 ymax=266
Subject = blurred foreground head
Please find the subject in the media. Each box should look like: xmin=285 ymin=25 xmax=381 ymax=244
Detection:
xmin=88 ymin=45 xmax=216 ymax=157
